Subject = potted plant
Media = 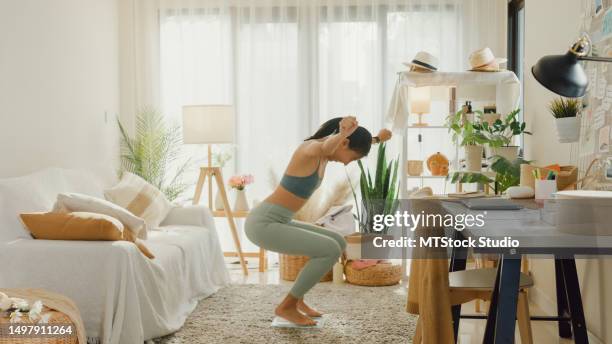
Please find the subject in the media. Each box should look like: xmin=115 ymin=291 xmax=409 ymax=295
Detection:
xmin=476 ymin=109 xmax=531 ymax=162
xmin=449 ymin=157 xmax=530 ymax=195
xmin=117 ymin=108 xmax=192 ymax=201
xmin=347 ymin=142 xmax=400 ymax=260
xmin=549 ymin=97 xmax=581 ymax=143
xmin=447 ymin=110 xmax=488 ymax=171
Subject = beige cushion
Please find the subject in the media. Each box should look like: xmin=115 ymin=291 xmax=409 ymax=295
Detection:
xmin=52 ymin=192 xmax=147 ymax=240
xmin=104 ymin=172 xmax=172 ymax=230
xmin=19 ymin=212 xmax=154 ymax=259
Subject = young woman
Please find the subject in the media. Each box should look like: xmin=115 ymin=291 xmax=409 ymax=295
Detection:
xmin=245 ymin=116 xmax=392 ymax=326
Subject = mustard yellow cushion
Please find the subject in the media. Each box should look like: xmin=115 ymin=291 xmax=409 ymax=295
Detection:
xmin=19 ymin=212 xmax=155 ymax=259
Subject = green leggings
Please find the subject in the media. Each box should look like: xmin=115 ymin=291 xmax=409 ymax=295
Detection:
xmin=245 ymin=201 xmax=346 ymax=298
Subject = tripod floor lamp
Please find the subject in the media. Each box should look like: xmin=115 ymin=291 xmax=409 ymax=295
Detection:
xmin=182 ymin=104 xmax=248 ymax=275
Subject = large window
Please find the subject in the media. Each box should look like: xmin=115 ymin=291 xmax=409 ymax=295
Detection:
xmin=160 ymin=3 xmax=461 ymax=201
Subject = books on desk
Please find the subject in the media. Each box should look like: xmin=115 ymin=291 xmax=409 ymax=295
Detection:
xmin=446 ymin=191 xmax=487 ymax=198
xmin=460 ymin=198 xmax=524 ymax=210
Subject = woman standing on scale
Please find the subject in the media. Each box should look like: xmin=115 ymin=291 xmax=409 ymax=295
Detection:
xmin=245 ymin=116 xmax=392 ymax=326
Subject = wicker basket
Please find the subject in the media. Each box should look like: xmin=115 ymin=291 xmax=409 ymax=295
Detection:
xmin=0 ymin=308 xmax=78 ymax=344
xmin=344 ymin=261 xmax=401 ymax=286
xmin=279 ymin=254 xmax=333 ymax=282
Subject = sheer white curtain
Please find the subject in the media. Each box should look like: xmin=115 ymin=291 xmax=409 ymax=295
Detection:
xmin=149 ymin=0 xmax=507 ymax=201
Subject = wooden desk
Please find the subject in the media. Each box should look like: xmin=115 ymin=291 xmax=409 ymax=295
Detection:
xmin=442 ymin=199 xmax=606 ymax=344
xmin=213 ymin=209 xmax=267 ymax=272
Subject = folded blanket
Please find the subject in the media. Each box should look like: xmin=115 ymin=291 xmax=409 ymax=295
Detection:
xmin=1 ymin=288 xmax=86 ymax=344
xmin=350 ymin=259 xmax=385 ymax=270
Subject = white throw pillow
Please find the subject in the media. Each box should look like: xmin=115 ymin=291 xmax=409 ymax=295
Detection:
xmin=53 ymin=192 xmax=147 ymax=239
xmin=104 ymin=172 xmax=172 ymax=230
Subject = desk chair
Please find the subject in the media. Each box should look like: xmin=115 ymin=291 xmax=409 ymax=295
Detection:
xmin=414 ymin=268 xmax=534 ymax=344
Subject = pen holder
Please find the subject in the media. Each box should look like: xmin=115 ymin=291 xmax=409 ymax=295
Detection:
xmin=535 ymin=179 xmax=557 ymax=201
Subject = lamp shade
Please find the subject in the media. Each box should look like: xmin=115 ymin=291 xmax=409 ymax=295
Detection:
xmin=411 ymin=87 xmax=431 ymax=114
xmin=182 ymin=105 xmax=235 ymax=144
xmin=531 ymin=52 xmax=588 ymax=98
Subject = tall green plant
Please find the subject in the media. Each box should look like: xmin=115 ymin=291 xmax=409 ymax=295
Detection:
xmin=117 ymin=108 xmax=191 ymax=201
xmin=348 ymin=143 xmax=400 ymax=234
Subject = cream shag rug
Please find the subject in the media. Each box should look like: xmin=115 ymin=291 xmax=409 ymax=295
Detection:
xmin=155 ymin=283 xmax=417 ymax=344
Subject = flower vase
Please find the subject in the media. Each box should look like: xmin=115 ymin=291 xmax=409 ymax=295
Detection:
xmin=233 ymin=188 xmax=250 ymax=212
xmin=214 ymin=190 xmax=224 ymax=211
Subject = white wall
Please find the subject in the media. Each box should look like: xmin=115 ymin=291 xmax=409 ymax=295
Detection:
xmin=525 ymin=1 xmax=612 ymax=342
xmin=0 ymin=0 xmax=120 ymax=178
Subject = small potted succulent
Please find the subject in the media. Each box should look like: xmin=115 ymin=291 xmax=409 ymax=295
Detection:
xmin=549 ymin=97 xmax=581 ymax=143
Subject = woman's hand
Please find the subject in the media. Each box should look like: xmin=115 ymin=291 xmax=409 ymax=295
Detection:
xmin=377 ymin=129 xmax=392 ymax=142
xmin=339 ymin=116 xmax=358 ymax=137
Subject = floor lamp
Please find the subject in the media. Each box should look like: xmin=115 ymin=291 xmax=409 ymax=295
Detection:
xmin=182 ymin=104 xmax=248 ymax=275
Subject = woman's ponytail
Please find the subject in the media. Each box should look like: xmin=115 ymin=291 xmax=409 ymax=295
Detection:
xmin=305 ymin=116 xmax=373 ymax=157
xmin=305 ymin=117 xmax=342 ymax=141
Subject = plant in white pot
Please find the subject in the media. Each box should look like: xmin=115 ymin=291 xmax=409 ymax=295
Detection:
xmin=447 ymin=110 xmax=488 ymax=171
xmin=549 ymin=97 xmax=581 ymax=143
xmin=347 ymin=142 xmax=400 ymax=260
xmin=477 ymin=109 xmax=531 ymax=162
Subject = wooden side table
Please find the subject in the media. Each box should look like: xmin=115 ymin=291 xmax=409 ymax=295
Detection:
xmin=213 ymin=209 xmax=268 ymax=273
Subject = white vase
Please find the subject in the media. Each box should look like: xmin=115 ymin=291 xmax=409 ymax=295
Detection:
xmin=554 ymin=116 xmax=580 ymax=143
xmin=214 ymin=191 xmax=224 ymax=210
xmin=490 ymin=146 xmax=519 ymax=162
xmin=464 ymin=145 xmax=483 ymax=171
xmin=233 ymin=189 xmax=250 ymax=211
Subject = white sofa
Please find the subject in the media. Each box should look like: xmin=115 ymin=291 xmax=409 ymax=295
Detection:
xmin=0 ymin=168 xmax=230 ymax=344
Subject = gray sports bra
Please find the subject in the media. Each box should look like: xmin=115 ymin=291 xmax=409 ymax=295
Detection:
xmin=279 ymin=159 xmax=322 ymax=199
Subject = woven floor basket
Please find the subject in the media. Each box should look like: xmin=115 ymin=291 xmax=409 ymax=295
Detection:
xmin=344 ymin=261 xmax=402 ymax=286
xmin=280 ymin=254 xmax=333 ymax=282
xmin=0 ymin=308 xmax=77 ymax=344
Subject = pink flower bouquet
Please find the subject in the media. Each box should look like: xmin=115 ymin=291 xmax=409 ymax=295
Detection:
xmin=228 ymin=174 xmax=254 ymax=190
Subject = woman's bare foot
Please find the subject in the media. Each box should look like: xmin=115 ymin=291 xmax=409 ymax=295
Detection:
xmin=275 ymin=293 xmax=316 ymax=326
xmin=297 ymin=299 xmax=323 ymax=317
xmin=275 ymin=305 xmax=316 ymax=326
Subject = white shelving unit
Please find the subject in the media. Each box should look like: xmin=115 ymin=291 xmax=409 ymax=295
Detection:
xmin=388 ymin=71 xmax=521 ymax=197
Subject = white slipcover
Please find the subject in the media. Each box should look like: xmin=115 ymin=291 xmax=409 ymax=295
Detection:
xmin=0 ymin=168 xmax=230 ymax=344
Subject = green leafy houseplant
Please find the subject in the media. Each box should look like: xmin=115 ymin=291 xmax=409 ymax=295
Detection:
xmin=474 ymin=109 xmax=531 ymax=148
xmin=448 ymin=157 xmax=530 ymax=194
xmin=446 ymin=110 xmax=488 ymax=146
xmin=349 ymin=143 xmax=400 ymax=234
xmin=118 ymin=108 xmax=192 ymax=201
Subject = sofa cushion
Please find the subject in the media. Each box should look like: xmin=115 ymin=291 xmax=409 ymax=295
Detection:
xmin=20 ymin=211 xmax=124 ymax=241
xmin=20 ymin=211 xmax=154 ymax=259
xmin=53 ymin=193 xmax=146 ymax=240
xmin=0 ymin=168 xmax=106 ymax=242
xmin=104 ymin=172 xmax=172 ymax=231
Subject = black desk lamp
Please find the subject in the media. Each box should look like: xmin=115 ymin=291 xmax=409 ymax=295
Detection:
xmin=532 ymin=34 xmax=612 ymax=97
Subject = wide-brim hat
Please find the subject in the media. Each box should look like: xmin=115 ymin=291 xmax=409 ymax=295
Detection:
xmin=403 ymin=51 xmax=439 ymax=72
xmin=469 ymin=47 xmax=507 ymax=72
